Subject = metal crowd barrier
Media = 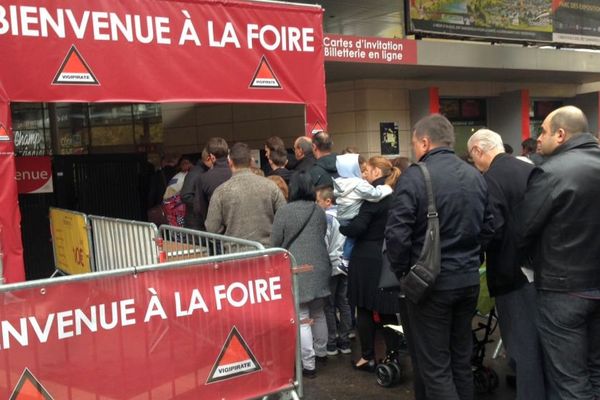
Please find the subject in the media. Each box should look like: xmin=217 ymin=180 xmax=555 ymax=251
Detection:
xmin=158 ymin=225 xmax=264 ymax=262
xmin=89 ymin=215 xmax=160 ymax=272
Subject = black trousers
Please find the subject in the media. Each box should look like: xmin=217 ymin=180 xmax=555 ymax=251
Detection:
xmin=356 ymin=307 xmax=399 ymax=360
xmin=406 ymin=285 xmax=479 ymax=400
xmin=399 ymin=295 xmax=426 ymax=400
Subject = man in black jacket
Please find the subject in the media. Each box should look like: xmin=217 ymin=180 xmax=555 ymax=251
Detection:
xmin=385 ymin=114 xmax=493 ymax=400
xmin=310 ymin=131 xmax=338 ymax=187
xmin=291 ymin=136 xmax=316 ymax=172
xmin=192 ymin=137 xmax=232 ymax=230
xmin=515 ymin=105 xmax=600 ymax=400
xmin=468 ymin=129 xmax=546 ymax=400
xmin=180 ymin=148 xmax=213 ymax=230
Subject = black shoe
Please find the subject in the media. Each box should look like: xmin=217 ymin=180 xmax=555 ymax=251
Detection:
xmin=506 ymin=374 xmax=516 ymax=388
xmin=352 ymin=358 xmax=376 ymax=372
xmin=316 ymin=355 xmax=328 ymax=365
xmin=302 ymin=368 xmax=317 ymax=379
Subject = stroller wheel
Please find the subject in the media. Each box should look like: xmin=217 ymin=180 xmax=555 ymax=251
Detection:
xmin=473 ymin=368 xmax=491 ymax=394
xmin=376 ymin=364 xmax=396 ymax=387
xmin=389 ymin=361 xmax=403 ymax=383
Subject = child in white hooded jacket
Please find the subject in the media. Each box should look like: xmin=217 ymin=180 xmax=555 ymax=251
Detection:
xmin=333 ymin=153 xmax=392 ymax=260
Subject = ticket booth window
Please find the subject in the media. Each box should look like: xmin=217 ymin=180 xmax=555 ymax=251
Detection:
xmin=440 ymin=98 xmax=487 ymax=158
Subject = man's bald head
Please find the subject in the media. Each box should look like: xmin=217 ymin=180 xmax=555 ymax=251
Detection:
xmin=548 ymin=105 xmax=588 ymax=138
xmin=539 ymin=105 xmax=590 ymax=156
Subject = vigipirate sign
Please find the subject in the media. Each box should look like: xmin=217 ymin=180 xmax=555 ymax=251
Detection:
xmin=15 ymin=156 xmax=53 ymax=194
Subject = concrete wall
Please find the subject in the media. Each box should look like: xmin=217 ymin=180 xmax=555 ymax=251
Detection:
xmin=161 ymin=79 xmax=589 ymax=160
xmin=162 ymin=103 xmax=305 ymax=156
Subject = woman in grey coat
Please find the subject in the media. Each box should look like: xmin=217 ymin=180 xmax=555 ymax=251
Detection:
xmin=271 ymin=171 xmax=331 ymax=379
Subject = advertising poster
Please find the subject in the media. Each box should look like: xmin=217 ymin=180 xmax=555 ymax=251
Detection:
xmin=408 ymin=0 xmax=553 ymax=42
xmin=380 ymin=122 xmax=399 ymax=155
xmin=553 ymin=0 xmax=600 ymax=45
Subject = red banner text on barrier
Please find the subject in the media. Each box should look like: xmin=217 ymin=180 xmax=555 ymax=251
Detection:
xmin=0 ymin=251 xmax=297 ymax=399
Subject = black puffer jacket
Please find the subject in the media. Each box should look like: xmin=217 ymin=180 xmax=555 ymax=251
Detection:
xmin=514 ymin=133 xmax=600 ymax=292
xmin=385 ymin=147 xmax=494 ymax=291
xmin=309 ymin=153 xmax=338 ymax=187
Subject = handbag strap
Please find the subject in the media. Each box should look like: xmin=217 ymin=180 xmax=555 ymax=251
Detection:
xmin=416 ymin=162 xmax=438 ymax=219
xmin=284 ymin=203 xmax=317 ymax=249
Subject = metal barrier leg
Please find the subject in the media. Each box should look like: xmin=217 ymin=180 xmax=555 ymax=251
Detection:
xmin=493 ymin=338 xmax=504 ymax=359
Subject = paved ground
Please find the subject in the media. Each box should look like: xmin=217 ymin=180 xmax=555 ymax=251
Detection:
xmin=301 ymin=317 xmax=514 ymax=400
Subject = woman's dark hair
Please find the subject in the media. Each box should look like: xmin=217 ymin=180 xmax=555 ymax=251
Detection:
xmin=288 ymin=171 xmax=316 ymax=202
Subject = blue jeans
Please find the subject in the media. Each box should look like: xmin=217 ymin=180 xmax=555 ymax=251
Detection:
xmin=406 ymin=285 xmax=479 ymax=400
xmin=338 ymin=219 xmax=354 ymax=259
xmin=324 ymin=274 xmax=352 ymax=347
xmin=537 ymin=290 xmax=600 ymax=400
xmin=496 ymin=283 xmax=548 ymax=400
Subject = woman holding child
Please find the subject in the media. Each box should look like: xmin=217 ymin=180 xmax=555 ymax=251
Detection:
xmin=339 ymin=156 xmax=401 ymax=371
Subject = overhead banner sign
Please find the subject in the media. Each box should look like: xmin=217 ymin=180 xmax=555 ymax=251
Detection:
xmin=15 ymin=156 xmax=53 ymax=194
xmin=0 ymin=251 xmax=297 ymax=399
xmin=0 ymin=0 xmax=326 ymax=129
xmin=408 ymin=0 xmax=600 ymax=46
xmin=553 ymin=0 xmax=600 ymax=45
xmin=324 ymin=34 xmax=417 ymax=64
xmin=408 ymin=1 xmax=552 ymax=42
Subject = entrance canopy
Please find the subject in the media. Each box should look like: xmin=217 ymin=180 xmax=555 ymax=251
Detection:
xmin=0 ymin=0 xmax=327 ymax=282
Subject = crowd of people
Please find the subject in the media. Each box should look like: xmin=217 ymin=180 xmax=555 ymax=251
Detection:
xmin=146 ymin=104 xmax=599 ymax=400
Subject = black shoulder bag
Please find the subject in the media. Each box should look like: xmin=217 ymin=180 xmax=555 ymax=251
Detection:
xmin=379 ymin=162 xmax=441 ymax=304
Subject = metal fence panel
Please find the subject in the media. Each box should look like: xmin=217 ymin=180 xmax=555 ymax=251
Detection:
xmin=158 ymin=225 xmax=264 ymax=262
xmin=89 ymin=215 xmax=159 ymax=272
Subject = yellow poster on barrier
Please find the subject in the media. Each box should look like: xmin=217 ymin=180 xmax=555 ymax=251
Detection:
xmin=49 ymin=208 xmax=92 ymax=274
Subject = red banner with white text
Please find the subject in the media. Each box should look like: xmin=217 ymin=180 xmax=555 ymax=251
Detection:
xmin=0 ymin=251 xmax=297 ymax=399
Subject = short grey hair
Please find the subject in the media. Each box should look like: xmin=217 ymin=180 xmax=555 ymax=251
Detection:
xmin=294 ymin=136 xmax=312 ymax=155
xmin=468 ymin=129 xmax=504 ymax=153
xmin=413 ymin=114 xmax=455 ymax=148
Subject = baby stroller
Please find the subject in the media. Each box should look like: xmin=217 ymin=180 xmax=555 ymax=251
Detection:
xmin=375 ymin=317 xmax=406 ymax=388
xmin=472 ymin=267 xmax=500 ymax=394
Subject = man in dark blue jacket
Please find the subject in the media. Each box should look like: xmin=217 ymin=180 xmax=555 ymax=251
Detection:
xmin=385 ymin=114 xmax=493 ymax=400
xmin=515 ymin=105 xmax=600 ymax=400
xmin=468 ymin=129 xmax=546 ymax=400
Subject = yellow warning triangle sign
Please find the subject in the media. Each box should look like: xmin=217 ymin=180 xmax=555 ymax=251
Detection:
xmin=249 ymin=56 xmax=281 ymax=89
xmin=206 ymin=326 xmax=262 ymax=384
xmin=9 ymin=369 xmax=53 ymax=400
xmin=0 ymin=123 xmax=9 ymax=141
xmin=53 ymin=45 xmax=99 ymax=85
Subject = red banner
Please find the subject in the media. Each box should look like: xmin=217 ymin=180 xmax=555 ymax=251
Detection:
xmin=0 ymin=0 xmax=326 ymax=113
xmin=0 ymin=100 xmax=24 ymax=284
xmin=324 ymin=34 xmax=417 ymax=64
xmin=0 ymin=251 xmax=297 ymax=399
xmin=0 ymin=0 xmax=327 ymax=282
xmin=15 ymin=156 xmax=53 ymax=194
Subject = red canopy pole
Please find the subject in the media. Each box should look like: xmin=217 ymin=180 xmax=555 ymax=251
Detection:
xmin=0 ymin=99 xmax=25 ymax=283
